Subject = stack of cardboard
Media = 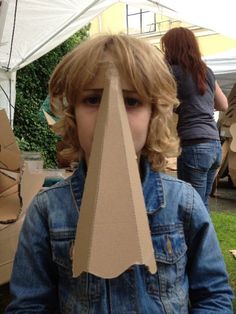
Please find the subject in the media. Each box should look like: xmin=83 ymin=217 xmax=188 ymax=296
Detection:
xmin=0 ymin=109 xmax=22 ymax=224
xmin=0 ymin=109 xmax=46 ymax=284
xmin=219 ymin=84 xmax=236 ymax=186
xmin=0 ymin=109 xmax=22 ymax=284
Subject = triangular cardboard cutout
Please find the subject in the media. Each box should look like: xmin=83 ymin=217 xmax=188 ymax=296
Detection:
xmin=43 ymin=109 xmax=56 ymax=126
xmin=72 ymin=65 xmax=156 ymax=278
xmin=0 ymin=109 xmax=21 ymax=171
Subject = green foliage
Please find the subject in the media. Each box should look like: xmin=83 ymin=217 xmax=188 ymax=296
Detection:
xmin=13 ymin=26 xmax=90 ymax=168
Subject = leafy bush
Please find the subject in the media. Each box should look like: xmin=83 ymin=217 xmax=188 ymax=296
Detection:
xmin=13 ymin=26 xmax=90 ymax=168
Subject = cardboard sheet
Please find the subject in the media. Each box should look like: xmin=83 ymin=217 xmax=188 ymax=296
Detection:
xmin=228 ymin=151 xmax=236 ymax=186
xmin=219 ymin=84 xmax=236 ymax=186
xmin=0 ymin=169 xmax=18 ymax=194
xmin=229 ymin=123 xmax=236 ymax=152
xmin=0 ymin=185 xmax=21 ymax=223
xmin=0 ymin=109 xmax=21 ymax=223
xmin=72 ymin=65 xmax=156 ymax=278
xmin=0 ymin=109 xmax=21 ymax=171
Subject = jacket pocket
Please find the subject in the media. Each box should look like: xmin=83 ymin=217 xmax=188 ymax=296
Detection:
xmin=50 ymin=231 xmax=102 ymax=301
xmin=50 ymin=230 xmax=74 ymax=276
xmin=146 ymin=224 xmax=187 ymax=299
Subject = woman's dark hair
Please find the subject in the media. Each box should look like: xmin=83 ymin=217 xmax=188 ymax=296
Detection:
xmin=161 ymin=27 xmax=207 ymax=95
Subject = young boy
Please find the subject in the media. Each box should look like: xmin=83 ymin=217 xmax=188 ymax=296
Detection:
xmin=6 ymin=34 xmax=233 ymax=313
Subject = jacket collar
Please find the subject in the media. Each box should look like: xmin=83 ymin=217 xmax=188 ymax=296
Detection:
xmin=140 ymin=157 xmax=165 ymax=215
xmin=70 ymin=160 xmax=87 ymax=209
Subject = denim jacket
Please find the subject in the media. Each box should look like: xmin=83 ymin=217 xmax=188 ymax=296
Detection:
xmin=6 ymin=159 xmax=233 ymax=313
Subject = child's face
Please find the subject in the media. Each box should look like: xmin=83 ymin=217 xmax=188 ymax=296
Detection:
xmin=75 ymin=64 xmax=152 ymax=163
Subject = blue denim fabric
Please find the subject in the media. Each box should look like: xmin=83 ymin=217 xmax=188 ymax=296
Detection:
xmin=177 ymin=140 xmax=222 ymax=210
xmin=6 ymin=159 xmax=233 ymax=313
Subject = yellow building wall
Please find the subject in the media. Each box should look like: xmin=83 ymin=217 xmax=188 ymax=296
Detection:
xmin=198 ymin=34 xmax=236 ymax=56
xmin=90 ymin=3 xmax=236 ymax=58
xmin=90 ymin=3 xmax=126 ymax=36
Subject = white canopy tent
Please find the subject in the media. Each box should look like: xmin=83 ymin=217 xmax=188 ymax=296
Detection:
xmin=204 ymin=48 xmax=236 ymax=95
xmin=1 ymin=0 xmax=236 ymax=122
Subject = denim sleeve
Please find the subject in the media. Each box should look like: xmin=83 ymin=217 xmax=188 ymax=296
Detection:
xmin=5 ymin=195 xmax=59 ymax=313
xmin=186 ymin=188 xmax=234 ymax=313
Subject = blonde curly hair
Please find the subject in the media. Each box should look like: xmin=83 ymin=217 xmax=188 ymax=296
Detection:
xmin=49 ymin=33 xmax=179 ymax=171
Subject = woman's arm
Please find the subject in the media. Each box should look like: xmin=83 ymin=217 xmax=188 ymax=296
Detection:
xmin=214 ymin=81 xmax=228 ymax=111
xmin=5 ymin=196 xmax=59 ymax=313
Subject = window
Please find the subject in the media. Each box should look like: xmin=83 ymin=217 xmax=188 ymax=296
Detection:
xmin=126 ymin=5 xmax=156 ymax=35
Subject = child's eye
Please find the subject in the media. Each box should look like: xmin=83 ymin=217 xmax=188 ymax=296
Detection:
xmin=83 ymin=96 xmax=101 ymax=106
xmin=124 ymin=97 xmax=142 ymax=108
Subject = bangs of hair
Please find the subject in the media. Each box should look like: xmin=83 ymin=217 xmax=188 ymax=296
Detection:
xmin=50 ymin=34 xmax=176 ymax=109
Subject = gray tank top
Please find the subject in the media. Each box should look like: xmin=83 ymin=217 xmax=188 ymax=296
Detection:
xmin=171 ymin=65 xmax=220 ymax=142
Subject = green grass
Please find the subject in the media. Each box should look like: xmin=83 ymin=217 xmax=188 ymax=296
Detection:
xmin=211 ymin=211 xmax=236 ymax=311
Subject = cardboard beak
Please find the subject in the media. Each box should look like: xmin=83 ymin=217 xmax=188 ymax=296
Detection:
xmin=72 ymin=65 xmax=156 ymax=278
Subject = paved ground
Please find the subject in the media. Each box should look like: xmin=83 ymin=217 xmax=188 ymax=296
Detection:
xmin=0 ymin=177 xmax=235 ymax=313
xmin=210 ymin=177 xmax=236 ymax=212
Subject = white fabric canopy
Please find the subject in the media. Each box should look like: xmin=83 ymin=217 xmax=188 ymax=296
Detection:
xmin=1 ymin=0 xmax=236 ymax=122
xmin=204 ymin=49 xmax=236 ymax=95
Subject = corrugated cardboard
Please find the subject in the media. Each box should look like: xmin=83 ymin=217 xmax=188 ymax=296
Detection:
xmin=0 ymin=109 xmax=22 ymax=283
xmin=227 ymin=87 xmax=236 ymax=185
xmin=0 ymin=109 xmax=48 ymax=283
xmin=0 ymin=169 xmax=18 ymax=194
xmin=72 ymin=65 xmax=156 ymax=279
xmin=0 ymin=163 xmax=47 ymax=284
xmin=228 ymin=151 xmax=236 ymax=186
xmin=0 ymin=184 xmax=21 ymax=223
xmin=218 ymin=84 xmax=236 ymax=186
xmin=0 ymin=109 xmax=21 ymax=171
xmin=228 ymin=124 xmax=236 ymax=186
xmin=0 ymin=109 xmax=21 ymax=223
xmin=221 ymin=83 xmax=236 ymax=128
xmin=229 ymin=123 xmax=236 ymax=152
xmin=227 ymin=84 xmax=236 ymax=106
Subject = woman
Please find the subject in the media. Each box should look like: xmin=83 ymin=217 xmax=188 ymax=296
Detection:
xmin=161 ymin=27 xmax=228 ymax=209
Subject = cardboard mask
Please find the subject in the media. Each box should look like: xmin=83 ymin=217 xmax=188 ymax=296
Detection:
xmin=72 ymin=64 xmax=157 ymax=278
